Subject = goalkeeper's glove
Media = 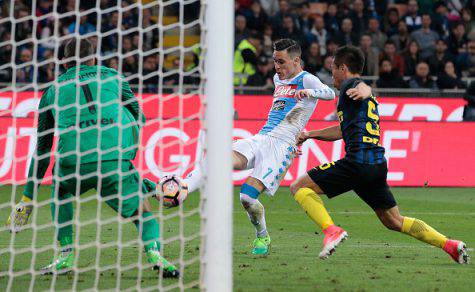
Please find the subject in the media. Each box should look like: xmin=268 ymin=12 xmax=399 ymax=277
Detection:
xmin=7 ymin=196 xmax=33 ymax=233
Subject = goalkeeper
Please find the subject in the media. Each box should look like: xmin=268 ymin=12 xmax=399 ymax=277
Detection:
xmin=6 ymin=39 xmax=179 ymax=277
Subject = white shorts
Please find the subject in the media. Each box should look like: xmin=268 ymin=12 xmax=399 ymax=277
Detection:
xmin=233 ymin=134 xmax=297 ymax=196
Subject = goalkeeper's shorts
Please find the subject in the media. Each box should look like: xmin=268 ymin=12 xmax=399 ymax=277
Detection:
xmin=52 ymin=160 xmax=141 ymax=218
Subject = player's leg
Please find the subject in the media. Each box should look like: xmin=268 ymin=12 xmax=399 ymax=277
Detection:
xmin=100 ymin=160 xmax=179 ymax=277
xmin=40 ymin=187 xmax=76 ymax=274
xmin=355 ymin=161 xmax=469 ymax=264
xmin=290 ymin=160 xmax=355 ymax=259
xmin=239 ymin=176 xmax=271 ymax=255
xmin=375 ymin=205 xmax=469 ymax=264
xmin=289 ymin=174 xmax=335 ymax=231
xmin=182 ymin=149 xmax=250 ymax=193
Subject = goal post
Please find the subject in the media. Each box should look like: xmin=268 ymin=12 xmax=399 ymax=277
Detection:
xmin=202 ymin=0 xmax=234 ymax=291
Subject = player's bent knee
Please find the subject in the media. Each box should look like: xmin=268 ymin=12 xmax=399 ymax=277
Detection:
xmin=289 ymin=182 xmax=301 ymax=196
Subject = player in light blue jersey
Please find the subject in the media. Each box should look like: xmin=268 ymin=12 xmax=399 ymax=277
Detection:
xmin=183 ymin=39 xmax=371 ymax=255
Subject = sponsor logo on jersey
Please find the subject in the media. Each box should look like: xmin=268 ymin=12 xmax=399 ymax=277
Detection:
xmin=271 ymin=100 xmax=286 ymax=111
xmin=79 ymin=118 xmax=116 ymax=128
xmin=274 ymin=84 xmax=297 ymax=98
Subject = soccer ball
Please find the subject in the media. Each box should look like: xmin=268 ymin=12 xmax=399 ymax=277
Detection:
xmin=157 ymin=175 xmax=188 ymax=208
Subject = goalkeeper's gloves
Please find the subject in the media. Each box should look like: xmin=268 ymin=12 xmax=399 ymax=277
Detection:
xmin=7 ymin=196 xmax=33 ymax=233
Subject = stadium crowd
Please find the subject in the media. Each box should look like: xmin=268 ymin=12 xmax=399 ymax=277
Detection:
xmin=0 ymin=0 xmax=475 ymax=91
xmin=234 ymin=0 xmax=475 ymax=90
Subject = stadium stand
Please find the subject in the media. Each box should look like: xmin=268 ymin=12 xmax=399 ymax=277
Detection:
xmin=1 ymin=0 xmax=474 ymax=93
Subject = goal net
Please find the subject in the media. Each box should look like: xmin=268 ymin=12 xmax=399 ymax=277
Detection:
xmin=0 ymin=0 xmax=232 ymax=291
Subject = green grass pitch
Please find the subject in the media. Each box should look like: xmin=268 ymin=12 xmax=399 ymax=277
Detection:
xmin=1 ymin=186 xmax=474 ymax=291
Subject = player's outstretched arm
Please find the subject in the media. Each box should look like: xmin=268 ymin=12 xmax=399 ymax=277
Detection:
xmin=346 ymin=82 xmax=373 ymax=100
xmin=7 ymin=88 xmax=54 ymax=232
xmin=296 ymin=74 xmax=335 ymax=101
xmin=297 ymin=125 xmax=342 ymax=145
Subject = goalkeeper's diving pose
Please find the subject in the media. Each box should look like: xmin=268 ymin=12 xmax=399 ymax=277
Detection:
xmin=6 ymin=39 xmax=179 ymax=277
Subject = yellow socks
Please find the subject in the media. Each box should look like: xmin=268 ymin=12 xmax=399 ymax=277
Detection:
xmin=294 ymin=188 xmax=334 ymax=230
xmin=401 ymin=217 xmax=448 ymax=248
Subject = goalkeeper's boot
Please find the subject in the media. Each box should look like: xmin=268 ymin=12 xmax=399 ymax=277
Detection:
xmin=251 ymin=234 xmax=271 ymax=256
xmin=40 ymin=251 xmax=74 ymax=275
xmin=443 ymin=239 xmax=470 ymax=264
xmin=146 ymin=249 xmax=180 ymax=278
xmin=319 ymin=225 xmax=348 ymax=260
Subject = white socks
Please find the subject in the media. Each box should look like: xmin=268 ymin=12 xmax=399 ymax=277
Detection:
xmin=240 ymin=193 xmax=268 ymax=237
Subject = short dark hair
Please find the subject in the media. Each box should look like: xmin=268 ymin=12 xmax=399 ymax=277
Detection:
xmin=62 ymin=38 xmax=95 ymax=68
xmin=333 ymin=46 xmax=365 ymax=74
xmin=273 ymin=38 xmax=301 ymax=57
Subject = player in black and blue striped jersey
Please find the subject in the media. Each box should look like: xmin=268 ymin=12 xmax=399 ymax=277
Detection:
xmin=289 ymin=46 xmax=469 ymax=264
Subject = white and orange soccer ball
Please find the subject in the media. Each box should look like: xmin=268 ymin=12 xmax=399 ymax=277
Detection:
xmin=157 ymin=175 xmax=188 ymax=208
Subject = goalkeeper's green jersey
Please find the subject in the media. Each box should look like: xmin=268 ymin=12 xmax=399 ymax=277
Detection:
xmin=24 ymin=65 xmax=145 ymax=198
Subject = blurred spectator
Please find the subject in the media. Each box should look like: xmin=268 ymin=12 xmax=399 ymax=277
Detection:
xmin=376 ymin=58 xmax=407 ymax=88
xmin=437 ymin=61 xmax=465 ymax=90
xmin=383 ymin=7 xmax=400 ymax=38
xmin=260 ymin=0 xmax=279 ymax=17
xmin=15 ymin=8 xmax=33 ymax=41
xmin=317 ymin=55 xmax=333 ymax=88
xmin=427 ymin=39 xmax=454 ymax=76
xmin=164 ymin=58 xmax=181 ymax=86
xmin=102 ymin=11 xmax=120 ymax=53
xmin=461 ymin=8 xmax=475 ymax=38
xmin=303 ymin=42 xmax=322 ymax=74
xmin=463 ymin=81 xmax=475 ymax=121
xmin=459 ymin=40 xmax=475 ymax=77
xmin=16 ymin=48 xmax=34 ymax=83
xmin=262 ymin=24 xmax=274 ymax=57
xmin=246 ymin=1 xmax=268 ymax=33
xmin=107 ymin=58 xmax=119 ymax=71
xmin=142 ymin=9 xmax=159 ymax=52
xmin=142 ymin=55 xmax=159 ymax=90
xmin=274 ymin=14 xmax=306 ymax=48
xmin=390 ymin=20 xmax=410 ymax=53
xmin=324 ymin=4 xmax=340 ymax=36
xmin=38 ymin=62 xmax=55 ymax=84
xmin=68 ymin=9 xmax=95 ymax=35
xmin=122 ymin=55 xmax=138 ymax=82
xmin=403 ymin=40 xmax=423 ymax=76
xmin=335 ymin=18 xmax=359 ymax=47
xmin=325 ymin=38 xmax=339 ymax=56
xmin=306 ymin=15 xmax=328 ymax=56
xmin=349 ymin=0 xmax=368 ymax=35
xmin=380 ymin=40 xmax=405 ymax=75
xmin=0 ymin=32 xmax=13 ymax=65
xmin=367 ymin=18 xmax=387 ymax=52
xmin=235 ymin=14 xmax=250 ymax=48
xmin=0 ymin=32 xmax=12 ymax=83
xmin=247 ymin=56 xmax=273 ymax=87
xmin=447 ymin=22 xmax=468 ymax=57
xmin=270 ymin=0 xmax=297 ymax=32
xmin=432 ymin=3 xmax=450 ymax=39
xmin=297 ymin=2 xmax=313 ymax=36
xmin=233 ymin=33 xmax=261 ymax=86
xmin=360 ymin=34 xmax=379 ymax=76
xmin=404 ymin=0 xmax=422 ymax=33
xmin=410 ymin=14 xmax=439 ymax=59
xmin=409 ymin=62 xmax=437 ymax=89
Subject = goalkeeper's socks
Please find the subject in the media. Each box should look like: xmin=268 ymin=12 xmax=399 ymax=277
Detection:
xmin=183 ymin=167 xmax=204 ymax=193
xmin=401 ymin=217 xmax=448 ymax=248
xmin=294 ymin=188 xmax=334 ymax=231
xmin=135 ymin=212 xmax=161 ymax=251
